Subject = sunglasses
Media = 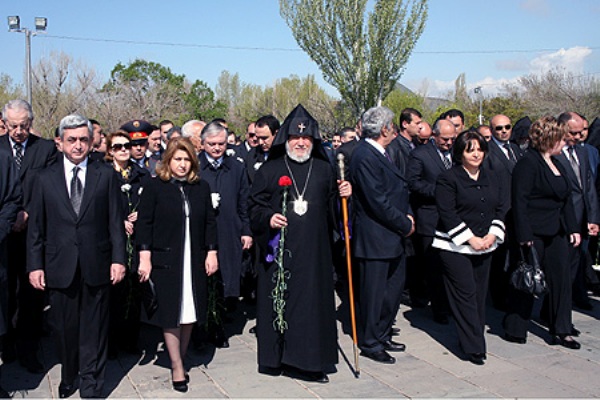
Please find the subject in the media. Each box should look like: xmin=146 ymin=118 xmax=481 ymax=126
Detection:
xmin=494 ymin=124 xmax=512 ymax=131
xmin=111 ymin=143 xmax=132 ymax=151
xmin=247 ymin=133 xmax=257 ymax=138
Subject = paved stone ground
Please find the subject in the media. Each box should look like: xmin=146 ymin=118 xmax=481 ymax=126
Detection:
xmin=3 ymin=292 xmax=600 ymax=398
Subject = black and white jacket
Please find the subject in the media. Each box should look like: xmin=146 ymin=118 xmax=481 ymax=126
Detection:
xmin=432 ymin=165 xmax=509 ymax=255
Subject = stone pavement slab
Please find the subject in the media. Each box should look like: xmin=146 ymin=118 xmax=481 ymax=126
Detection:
xmin=2 ymin=294 xmax=599 ymax=398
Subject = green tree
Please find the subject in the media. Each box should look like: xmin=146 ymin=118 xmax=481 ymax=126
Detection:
xmin=280 ymin=0 xmax=428 ymax=119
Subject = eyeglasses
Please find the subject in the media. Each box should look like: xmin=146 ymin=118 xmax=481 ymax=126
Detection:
xmin=494 ymin=124 xmax=512 ymax=131
xmin=111 ymin=143 xmax=132 ymax=151
xmin=247 ymin=133 xmax=256 ymax=138
xmin=569 ymin=131 xmax=584 ymax=137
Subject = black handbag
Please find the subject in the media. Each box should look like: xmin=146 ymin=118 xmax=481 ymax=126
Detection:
xmin=140 ymin=279 xmax=158 ymax=319
xmin=510 ymin=246 xmax=548 ymax=297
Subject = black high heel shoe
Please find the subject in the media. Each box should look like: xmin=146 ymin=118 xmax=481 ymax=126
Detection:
xmin=552 ymin=335 xmax=581 ymax=350
xmin=172 ymin=373 xmax=189 ymax=392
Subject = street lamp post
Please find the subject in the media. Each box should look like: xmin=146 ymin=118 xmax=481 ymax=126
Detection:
xmin=474 ymin=86 xmax=483 ymax=125
xmin=7 ymin=16 xmax=47 ymax=105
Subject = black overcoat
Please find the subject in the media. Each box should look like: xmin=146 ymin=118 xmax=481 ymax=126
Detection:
xmin=135 ymin=177 xmax=217 ymax=328
xmin=199 ymin=155 xmax=251 ymax=297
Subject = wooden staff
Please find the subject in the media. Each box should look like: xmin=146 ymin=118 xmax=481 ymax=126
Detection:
xmin=337 ymin=153 xmax=359 ymax=376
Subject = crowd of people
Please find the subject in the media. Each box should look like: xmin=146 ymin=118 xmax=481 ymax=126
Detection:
xmin=0 ymin=98 xmax=598 ymax=397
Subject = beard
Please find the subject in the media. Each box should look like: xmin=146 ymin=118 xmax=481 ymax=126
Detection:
xmin=285 ymin=141 xmax=312 ymax=163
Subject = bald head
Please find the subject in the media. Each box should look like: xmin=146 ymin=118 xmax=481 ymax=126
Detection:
xmin=560 ymin=112 xmax=585 ymax=146
xmin=490 ymin=114 xmax=512 ymax=142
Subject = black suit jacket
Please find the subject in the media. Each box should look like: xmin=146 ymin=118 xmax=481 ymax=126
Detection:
xmin=27 ymin=156 xmax=126 ymax=289
xmin=0 ymin=134 xmax=57 ymax=211
xmin=555 ymin=145 xmax=600 ymax=229
xmin=350 ymin=140 xmax=413 ymax=259
xmin=512 ymin=150 xmax=579 ymax=243
xmin=407 ymin=142 xmax=448 ymax=236
xmin=483 ymin=139 xmax=523 ymax=176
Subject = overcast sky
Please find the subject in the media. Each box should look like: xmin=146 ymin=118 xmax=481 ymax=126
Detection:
xmin=1 ymin=0 xmax=598 ymax=100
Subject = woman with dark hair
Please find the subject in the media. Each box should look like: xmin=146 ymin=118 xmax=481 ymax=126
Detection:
xmin=104 ymin=131 xmax=151 ymax=357
xmin=432 ymin=130 xmax=508 ymax=365
xmin=503 ymin=116 xmax=581 ymax=349
xmin=136 ymin=138 xmax=218 ymax=392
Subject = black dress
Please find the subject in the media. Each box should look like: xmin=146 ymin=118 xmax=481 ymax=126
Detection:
xmin=136 ymin=177 xmax=217 ymax=329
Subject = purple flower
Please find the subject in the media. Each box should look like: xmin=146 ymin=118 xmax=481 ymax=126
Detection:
xmin=265 ymin=232 xmax=281 ymax=263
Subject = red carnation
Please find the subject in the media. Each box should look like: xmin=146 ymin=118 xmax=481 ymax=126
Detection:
xmin=279 ymin=176 xmax=292 ymax=187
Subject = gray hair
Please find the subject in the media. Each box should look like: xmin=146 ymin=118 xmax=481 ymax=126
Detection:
xmin=58 ymin=114 xmax=93 ymax=140
xmin=181 ymin=120 xmax=204 ymax=138
xmin=3 ymin=99 xmax=34 ymax=122
xmin=361 ymin=107 xmax=394 ymax=139
xmin=200 ymin=121 xmax=227 ymax=141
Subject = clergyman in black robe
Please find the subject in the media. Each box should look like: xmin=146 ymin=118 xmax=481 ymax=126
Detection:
xmin=248 ymin=104 xmax=351 ymax=383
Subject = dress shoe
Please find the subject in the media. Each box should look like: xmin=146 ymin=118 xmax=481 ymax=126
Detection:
xmin=258 ymin=365 xmax=282 ymax=376
xmin=283 ymin=367 xmax=329 ymax=383
xmin=467 ymin=353 xmax=485 ymax=365
xmin=20 ymin=354 xmax=44 ymax=374
xmin=360 ymin=350 xmax=396 ymax=364
xmin=571 ymin=327 xmax=581 ymax=337
xmin=433 ymin=314 xmax=449 ymax=325
xmin=58 ymin=382 xmax=77 ymax=398
xmin=383 ymin=340 xmax=406 ymax=352
xmin=503 ymin=333 xmax=526 ymax=344
xmin=552 ymin=335 xmax=581 ymax=350
xmin=574 ymin=300 xmax=594 ymax=311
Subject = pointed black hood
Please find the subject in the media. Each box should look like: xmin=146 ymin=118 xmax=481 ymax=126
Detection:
xmin=269 ymin=104 xmax=328 ymax=161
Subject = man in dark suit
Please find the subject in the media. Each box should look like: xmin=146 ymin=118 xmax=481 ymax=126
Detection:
xmin=0 ymin=151 xmax=22 ymax=397
xmin=27 ymin=114 xmax=126 ymax=398
xmin=350 ymin=106 xmax=415 ymax=365
xmin=0 ymin=99 xmax=57 ymax=372
xmin=407 ymin=119 xmax=456 ymax=324
xmin=246 ymin=115 xmax=279 ymax=183
xmin=483 ymin=114 xmax=523 ymax=311
xmin=556 ymin=112 xmax=600 ymax=311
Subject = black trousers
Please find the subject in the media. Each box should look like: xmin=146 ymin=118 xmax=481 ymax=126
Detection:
xmin=6 ymin=231 xmax=43 ymax=355
xmin=503 ymin=234 xmax=572 ymax=338
xmin=439 ymin=251 xmax=491 ymax=355
xmin=357 ymin=255 xmax=405 ymax=354
xmin=415 ymin=235 xmax=449 ymax=317
xmin=49 ymin=269 xmax=109 ymax=398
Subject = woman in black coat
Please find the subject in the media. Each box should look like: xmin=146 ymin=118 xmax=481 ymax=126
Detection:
xmin=136 ymin=138 xmax=218 ymax=392
xmin=503 ymin=116 xmax=581 ymax=349
xmin=104 ymin=131 xmax=151 ymax=357
xmin=432 ymin=130 xmax=508 ymax=365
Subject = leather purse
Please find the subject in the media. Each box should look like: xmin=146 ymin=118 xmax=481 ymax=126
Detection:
xmin=510 ymin=246 xmax=548 ymax=297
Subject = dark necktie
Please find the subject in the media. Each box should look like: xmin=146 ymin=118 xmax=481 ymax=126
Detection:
xmin=383 ymin=151 xmax=392 ymax=163
xmin=13 ymin=143 xmax=23 ymax=170
xmin=568 ymin=146 xmax=582 ymax=187
xmin=442 ymin=152 xmax=452 ymax=169
xmin=70 ymin=166 xmax=83 ymax=215
xmin=503 ymin=143 xmax=516 ymax=163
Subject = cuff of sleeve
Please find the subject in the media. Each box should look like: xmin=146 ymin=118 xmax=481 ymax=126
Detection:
xmin=448 ymin=222 xmax=474 ymax=245
xmin=137 ymin=244 xmax=152 ymax=251
xmin=206 ymin=244 xmax=218 ymax=251
xmin=488 ymin=220 xmax=506 ymax=243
